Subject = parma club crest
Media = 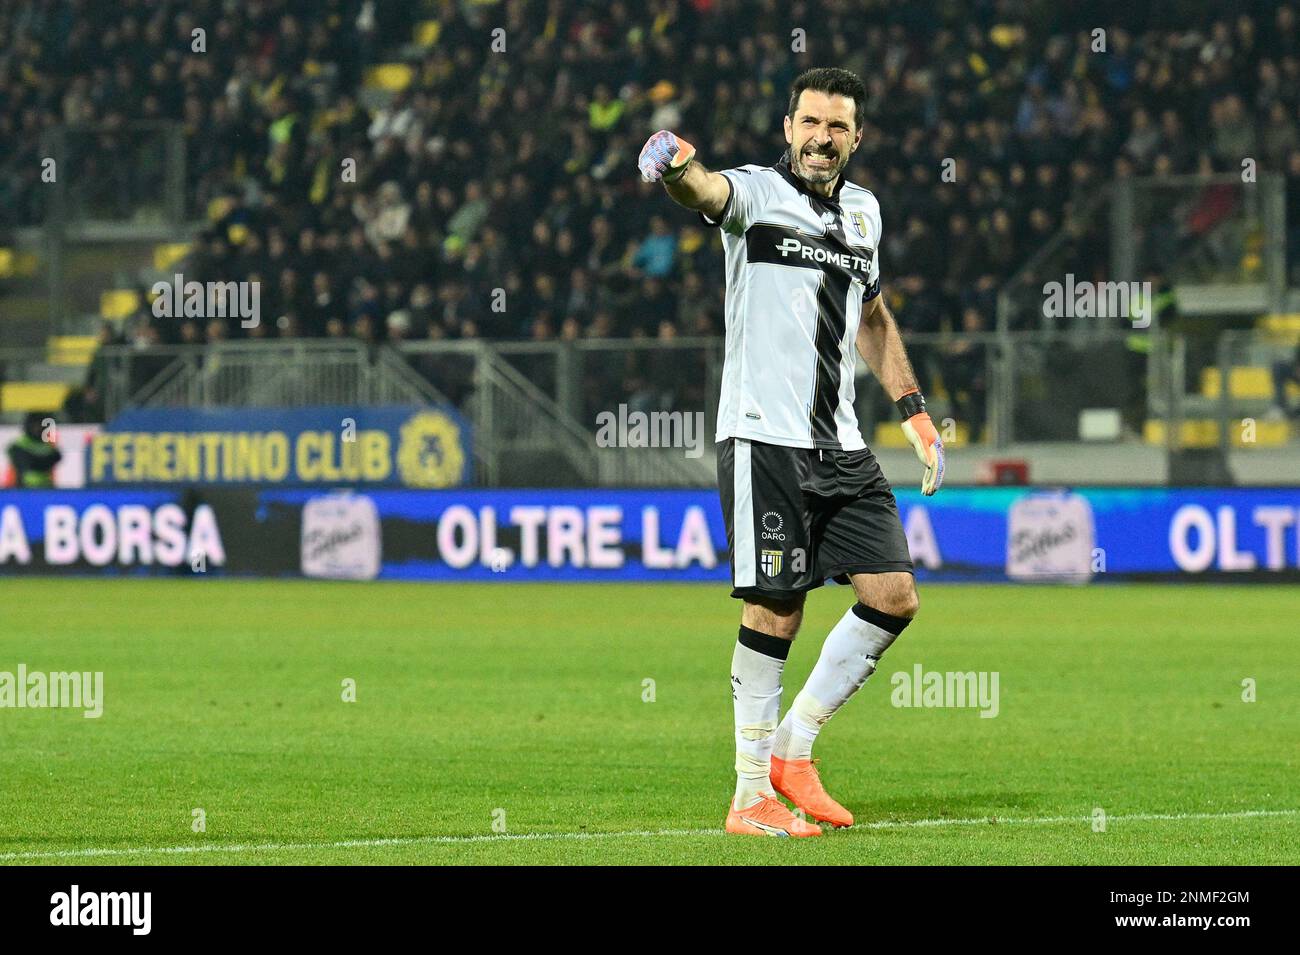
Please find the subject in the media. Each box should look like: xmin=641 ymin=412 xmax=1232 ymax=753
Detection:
xmin=760 ymin=549 xmax=783 ymax=577
xmin=849 ymin=210 xmax=868 ymax=239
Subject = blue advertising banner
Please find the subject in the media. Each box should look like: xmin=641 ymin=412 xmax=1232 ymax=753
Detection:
xmin=0 ymin=489 xmax=215 ymax=573
xmin=3 ymin=486 xmax=1299 ymax=581
xmin=313 ymin=485 xmax=1300 ymax=581
xmin=88 ymin=405 xmax=470 ymax=488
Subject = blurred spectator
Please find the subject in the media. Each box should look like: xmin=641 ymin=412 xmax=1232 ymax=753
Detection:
xmin=941 ymin=309 xmax=989 ymax=443
xmin=5 ymin=412 xmax=62 ymax=488
xmin=1271 ymin=344 xmax=1300 ymax=420
xmin=5 ymin=0 xmax=1298 ymax=424
xmin=632 ymin=216 xmax=676 ymax=278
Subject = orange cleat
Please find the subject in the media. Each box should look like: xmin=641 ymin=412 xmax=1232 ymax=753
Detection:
xmin=769 ymin=756 xmax=853 ymax=828
xmin=725 ymin=793 xmax=822 ymax=837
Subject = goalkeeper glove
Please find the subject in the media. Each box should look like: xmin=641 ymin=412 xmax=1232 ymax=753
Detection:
xmin=897 ymin=390 xmax=944 ymax=496
xmin=638 ymin=130 xmax=696 ymax=183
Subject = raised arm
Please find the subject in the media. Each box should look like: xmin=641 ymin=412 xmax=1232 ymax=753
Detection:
xmin=638 ymin=130 xmax=731 ymax=222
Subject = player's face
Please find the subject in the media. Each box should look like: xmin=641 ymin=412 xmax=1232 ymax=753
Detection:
xmin=784 ymin=90 xmax=860 ymax=185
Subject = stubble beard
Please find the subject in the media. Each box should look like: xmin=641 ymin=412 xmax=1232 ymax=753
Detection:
xmin=793 ymin=145 xmax=846 ymax=186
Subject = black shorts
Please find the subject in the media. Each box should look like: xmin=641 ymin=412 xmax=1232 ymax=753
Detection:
xmin=717 ymin=437 xmax=913 ymax=601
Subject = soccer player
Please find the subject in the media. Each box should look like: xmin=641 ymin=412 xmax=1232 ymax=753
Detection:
xmin=638 ymin=67 xmax=944 ymax=837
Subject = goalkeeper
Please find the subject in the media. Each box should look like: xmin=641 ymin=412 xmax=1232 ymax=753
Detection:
xmin=638 ymin=67 xmax=944 ymax=838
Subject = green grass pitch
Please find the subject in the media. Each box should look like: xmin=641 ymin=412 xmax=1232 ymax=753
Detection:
xmin=1 ymin=579 xmax=1296 ymax=865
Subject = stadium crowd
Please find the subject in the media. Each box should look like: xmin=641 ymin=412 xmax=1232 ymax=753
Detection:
xmin=5 ymin=0 xmax=1300 ymax=434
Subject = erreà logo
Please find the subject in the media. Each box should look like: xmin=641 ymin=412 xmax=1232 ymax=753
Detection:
xmin=775 ymin=237 xmax=871 ymax=273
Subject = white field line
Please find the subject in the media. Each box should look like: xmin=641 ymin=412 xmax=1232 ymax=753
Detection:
xmin=2 ymin=808 xmax=1295 ymax=862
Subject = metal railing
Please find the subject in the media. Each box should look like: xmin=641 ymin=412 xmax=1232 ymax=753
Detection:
xmin=21 ymin=324 xmax=1297 ymax=483
xmin=399 ymin=339 xmax=597 ymax=486
xmin=90 ymin=339 xmax=722 ymax=486
xmin=96 ymin=339 xmax=508 ymax=482
xmin=91 ymin=339 xmax=710 ymax=486
xmin=479 ymin=332 xmax=1142 ymax=449
xmin=19 ymin=122 xmax=193 ymax=337
xmin=488 ymin=338 xmax=720 ymax=485
xmin=42 ymin=122 xmax=187 ymax=231
xmin=398 ymin=341 xmax=713 ymax=486
xmin=997 ymin=184 xmax=1113 ymax=334
xmin=0 ymin=346 xmax=55 ymax=380
xmin=98 ymin=341 xmax=446 ymax=411
xmin=1115 ymin=173 xmax=1287 ymax=313
xmin=999 ymin=173 xmax=1289 ymax=333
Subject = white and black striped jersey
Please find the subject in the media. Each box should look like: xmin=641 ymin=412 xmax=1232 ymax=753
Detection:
xmin=701 ymin=149 xmax=882 ymax=451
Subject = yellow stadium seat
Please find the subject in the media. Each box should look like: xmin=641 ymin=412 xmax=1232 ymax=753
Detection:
xmin=1258 ymin=313 xmax=1300 ymax=333
xmin=100 ymin=289 xmax=141 ymax=319
xmin=153 ymin=242 xmax=191 ymax=272
xmin=414 ymin=20 xmax=441 ymax=46
xmin=206 ymin=194 xmax=234 ymax=222
xmin=1143 ymin=418 xmax=1290 ymax=448
xmin=364 ymin=63 xmax=414 ymax=92
xmin=1258 ymin=313 xmax=1300 ymax=345
xmin=47 ymin=336 xmax=98 ymax=367
xmin=1 ymin=382 xmax=71 ymax=413
xmin=1200 ymin=366 xmax=1273 ymax=399
xmin=0 ymin=248 xmax=37 ymax=278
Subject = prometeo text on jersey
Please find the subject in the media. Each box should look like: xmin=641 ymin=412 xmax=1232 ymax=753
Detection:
xmin=775 ymin=236 xmax=872 ymax=275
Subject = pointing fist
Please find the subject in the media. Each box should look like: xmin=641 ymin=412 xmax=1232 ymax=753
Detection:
xmin=638 ymin=130 xmax=696 ymax=183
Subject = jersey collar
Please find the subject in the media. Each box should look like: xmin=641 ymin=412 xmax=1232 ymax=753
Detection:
xmin=775 ymin=148 xmax=847 ymax=204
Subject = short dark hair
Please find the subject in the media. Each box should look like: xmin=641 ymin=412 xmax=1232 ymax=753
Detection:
xmin=22 ymin=411 xmax=46 ymax=440
xmin=787 ymin=67 xmax=866 ymax=132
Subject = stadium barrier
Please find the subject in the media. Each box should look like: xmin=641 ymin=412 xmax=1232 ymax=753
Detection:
xmin=3 ymin=485 xmax=1298 ymax=582
xmin=85 ymin=329 xmax=1299 ymax=475
xmin=88 ymin=405 xmax=470 ymax=489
